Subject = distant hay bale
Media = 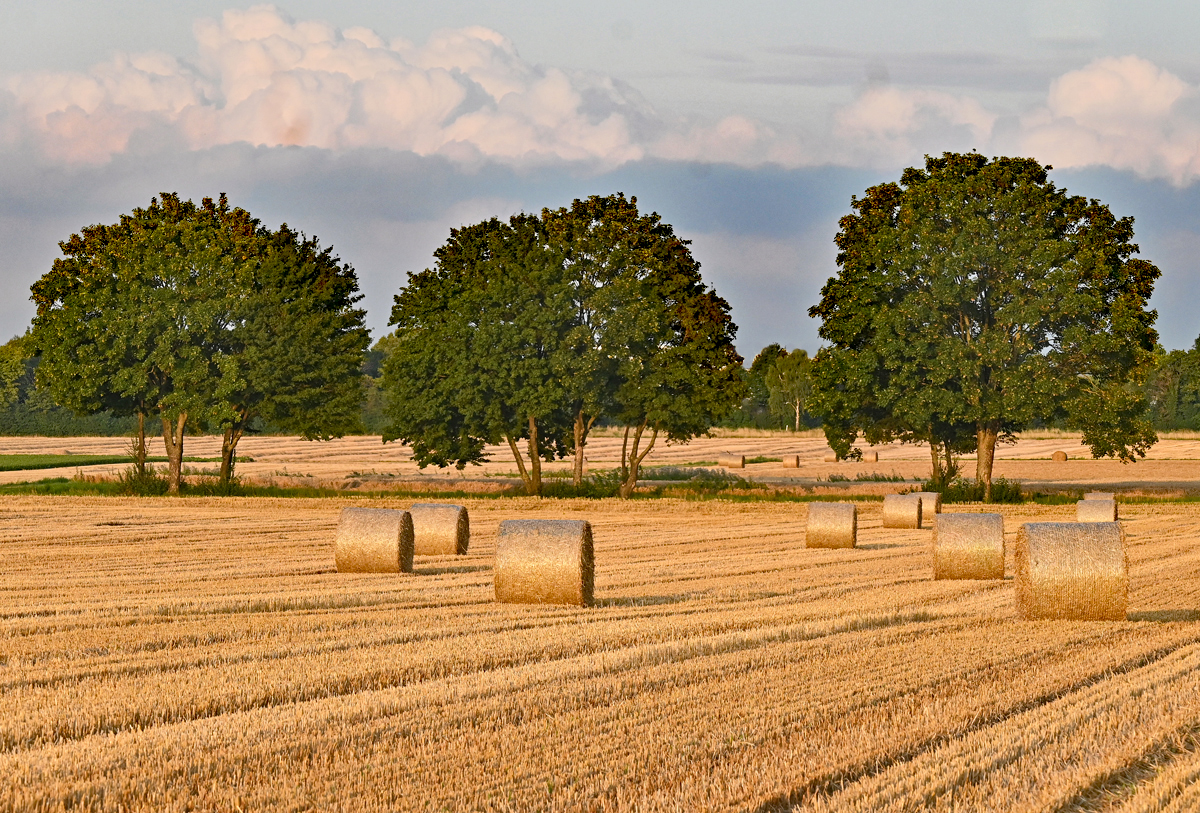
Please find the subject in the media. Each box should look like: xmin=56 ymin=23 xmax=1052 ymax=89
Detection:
xmin=1077 ymin=499 xmax=1118 ymax=522
xmin=1052 ymin=450 xmax=1068 ymax=462
xmin=882 ymin=494 xmax=922 ymax=529
xmin=1015 ymin=522 xmax=1127 ymax=620
xmin=409 ymin=503 xmax=470 ymax=555
xmin=495 ymin=519 xmax=594 ymax=607
xmin=933 ymin=513 xmax=1004 ymax=580
xmin=335 ymin=508 xmax=414 ymax=573
xmin=912 ymin=491 xmax=943 ymax=517
xmin=864 ymin=451 xmax=878 ymax=463
xmin=718 ymin=453 xmax=745 ymax=468
xmin=823 ymin=454 xmax=839 ymax=463
xmin=1084 ymin=491 xmax=1115 ymax=501
xmin=782 ymin=455 xmax=800 ymax=468
xmin=806 ymin=502 xmax=857 ymax=549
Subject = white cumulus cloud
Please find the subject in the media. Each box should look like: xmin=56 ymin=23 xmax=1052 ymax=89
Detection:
xmin=6 ymin=5 xmax=655 ymax=166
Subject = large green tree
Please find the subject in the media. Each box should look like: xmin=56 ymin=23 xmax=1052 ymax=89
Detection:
xmin=810 ymin=152 xmax=1160 ymax=500
xmin=382 ymin=195 xmax=745 ymax=497
xmin=31 ymin=193 xmax=368 ymax=491
xmin=766 ymin=349 xmax=813 ymax=432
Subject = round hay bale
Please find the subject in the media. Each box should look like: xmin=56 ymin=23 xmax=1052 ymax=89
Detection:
xmin=782 ymin=455 xmax=800 ymax=468
xmin=1077 ymin=499 xmax=1118 ymax=523
xmin=409 ymin=503 xmax=469 ymax=556
xmin=864 ymin=451 xmax=879 ymax=463
xmin=1084 ymin=491 xmax=1115 ymax=501
xmin=718 ymin=453 xmax=745 ymax=468
xmin=1015 ymin=522 xmax=1127 ymax=620
xmin=912 ymin=491 xmax=942 ymax=518
xmin=1052 ymin=450 xmax=1068 ymax=462
xmin=882 ymin=494 xmax=922 ymax=529
xmin=806 ymin=502 xmax=857 ymax=549
xmin=335 ymin=508 xmax=414 ymax=573
xmin=495 ymin=519 xmax=594 ymax=607
xmin=823 ymin=454 xmax=839 ymax=463
xmin=933 ymin=513 xmax=1004 ymax=580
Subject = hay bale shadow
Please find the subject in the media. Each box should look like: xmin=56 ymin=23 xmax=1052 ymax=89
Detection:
xmin=413 ymin=564 xmax=491 ymax=576
xmin=1127 ymin=609 xmax=1200 ymax=622
xmin=596 ymin=594 xmax=691 ymax=608
xmin=856 ymin=543 xmax=905 ymax=550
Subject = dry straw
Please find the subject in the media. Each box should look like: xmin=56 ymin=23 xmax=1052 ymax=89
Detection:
xmin=409 ymin=503 xmax=470 ymax=555
xmin=882 ymin=494 xmax=922 ymax=529
xmin=1015 ymin=522 xmax=1127 ymax=620
xmin=335 ymin=508 xmax=414 ymax=573
xmin=1052 ymin=450 xmax=1068 ymax=462
xmin=495 ymin=519 xmax=594 ymax=607
xmin=933 ymin=513 xmax=1004 ymax=579
xmin=1077 ymin=499 xmax=1119 ymax=522
xmin=806 ymin=502 xmax=857 ymax=548
xmin=1084 ymin=491 xmax=1115 ymax=501
xmin=782 ymin=455 xmax=800 ymax=468
xmin=718 ymin=453 xmax=745 ymax=468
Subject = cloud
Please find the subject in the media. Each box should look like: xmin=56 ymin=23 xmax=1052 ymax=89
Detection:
xmin=832 ymin=86 xmax=997 ymax=167
xmin=6 ymin=5 xmax=654 ymax=166
xmin=1019 ymin=56 xmax=1200 ymax=184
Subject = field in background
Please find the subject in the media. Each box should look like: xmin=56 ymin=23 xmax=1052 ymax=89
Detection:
xmin=3 ymin=495 xmax=1200 ymax=811
xmin=4 ymin=432 xmax=1200 ymax=496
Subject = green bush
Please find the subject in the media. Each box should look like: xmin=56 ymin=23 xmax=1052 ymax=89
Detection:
xmin=918 ymin=476 xmax=1024 ymax=504
xmin=116 ymin=465 xmax=170 ymax=496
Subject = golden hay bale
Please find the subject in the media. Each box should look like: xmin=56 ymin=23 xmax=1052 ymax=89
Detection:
xmin=933 ymin=513 xmax=1004 ymax=580
xmin=409 ymin=503 xmax=470 ymax=556
xmin=1077 ymin=499 xmax=1118 ymax=522
xmin=495 ymin=519 xmax=594 ymax=607
xmin=1015 ymin=522 xmax=1127 ymax=620
xmin=1084 ymin=491 xmax=1115 ymax=501
xmin=718 ymin=453 xmax=745 ymax=468
xmin=864 ymin=451 xmax=879 ymax=463
xmin=782 ymin=455 xmax=800 ymax=468
xmin=1052 ymin=450 xmax=1068 ymax=462
xmin=912 ymin=491 xmax=942 ymax=517
xmin=882 ymin=494 xmax=922 ymax=529
xmin=335 ymin=508 xmax=414 ymax=573
xmin=806 ymin=502 xmax=857 ymax=548
xmin=823 ymin=454 xmax=839 ymax=463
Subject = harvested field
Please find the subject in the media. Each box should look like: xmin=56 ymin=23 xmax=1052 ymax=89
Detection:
xmin=3 ymin=495 xmax=1200 ymax=811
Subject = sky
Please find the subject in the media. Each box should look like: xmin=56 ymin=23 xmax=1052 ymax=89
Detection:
xmin=3 ymin=1 xmax=1200 ymax=358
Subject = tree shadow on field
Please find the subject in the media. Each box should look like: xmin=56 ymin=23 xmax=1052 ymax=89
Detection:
xmin=596 ymin=594 xmax=692 ymax=608
xmin=413 ymin=564 xmax=492 ymax=576
xmin=856 ymin=543 xmax=905 ymax=550
xmin=1128 ymin=609 xmax=1200 ymax=622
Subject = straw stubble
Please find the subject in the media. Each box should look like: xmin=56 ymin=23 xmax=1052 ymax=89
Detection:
xmin=409 ymin=503 xmax=470 ymax=555
xmin=334 ymin=508 xmax=414 ymax=573
xmin=494 ymin=519 xmax=594 ymax=607
xmin=933 ymin=513 xmax=1004 ymax=580
xmin=806 ymin=502 xmax=857 ymax=549
xmin=1015 ymin=522 xmax=1128 ymax=620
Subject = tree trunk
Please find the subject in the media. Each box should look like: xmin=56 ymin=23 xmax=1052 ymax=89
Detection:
xmin=930 ymin=434 xmax=942 ymax=485
xmin=794 ymin=401 xmax=801 ymax=432
xmin=134 ymin=411 xmax=147 ymax=476
xmin=572 ymin=410 xmax=597 ymax=487
xmin=161 ymin=411 xmax=187 ymax=494
xmin=220 ymin=418 xmax=246 ymax=485
xmin=618 ymin=421 xmax=657 ymax=499
xmin=504 ymin=416 xmax=543 ymax=496
xmin=976 ymin=423 xmax=999 ymax=503
xmin=526 ymin=415 xmax=542 ymax=496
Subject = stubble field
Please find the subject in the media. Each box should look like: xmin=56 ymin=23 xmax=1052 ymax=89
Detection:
xmin=4 ymin=487 xmax=1200 ymax=811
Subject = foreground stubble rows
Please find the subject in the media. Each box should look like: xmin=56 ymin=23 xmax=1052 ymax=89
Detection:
xmin=2 ymin=496 xmax=1200 ymax=811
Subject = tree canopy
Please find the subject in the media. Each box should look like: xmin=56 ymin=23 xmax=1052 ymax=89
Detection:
xmin=30 ymin=193 xmax=368 ymax=491
xmin=381 ymin=194 xmax=745 ymax=496
xmin=809 ymin=152 xmax=1160 ymax=500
